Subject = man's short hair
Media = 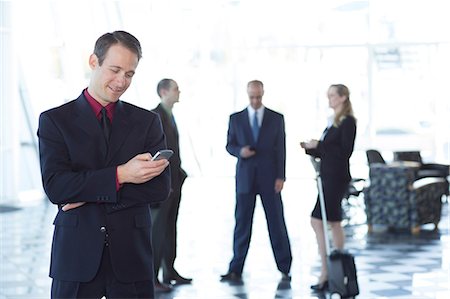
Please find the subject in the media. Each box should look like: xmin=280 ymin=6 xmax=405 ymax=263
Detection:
xmin=247 ymin=80 xmax=264 ymax=89
xmin=157 ymin=79 xmax=174 ymax=98
xmin=94 ymin=31 xmax=142 ymax=66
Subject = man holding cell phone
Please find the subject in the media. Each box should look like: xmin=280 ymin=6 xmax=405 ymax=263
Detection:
xmin=38 ymin=31 xmax=171 ymax=298
xmin=151 ymin=79 xmax=191 ymax=292
xmin=222 ymin=80 xmax=292 ymax=283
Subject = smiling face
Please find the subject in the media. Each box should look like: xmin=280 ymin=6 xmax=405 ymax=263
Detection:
xmin=87 ymin=43 xmax=139 ymax=106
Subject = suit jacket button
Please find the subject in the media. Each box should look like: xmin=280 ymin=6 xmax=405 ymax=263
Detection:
xmin=100 ymin=226 xmax=107 ymax=233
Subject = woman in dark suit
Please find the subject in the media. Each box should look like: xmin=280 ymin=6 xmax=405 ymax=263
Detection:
xmin=300 ymin=84 xmax=356 ymax=292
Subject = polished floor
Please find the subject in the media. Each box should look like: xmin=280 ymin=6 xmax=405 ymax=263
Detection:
xmin=0 ymin=177 xmax=449 ymax=299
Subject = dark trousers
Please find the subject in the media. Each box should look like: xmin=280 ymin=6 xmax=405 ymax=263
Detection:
xmin=51 ymin=246 xmax=154 ymax=299
xmin=229 ymin=191 xmax=292 ymax=274
xmin=151 ymin=186 xmax=182 ymax=280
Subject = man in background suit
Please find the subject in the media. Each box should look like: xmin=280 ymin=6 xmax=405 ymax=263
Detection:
xmin=38 ymin=31 xmax=170 ymax=299
xmin=151 ymin=79 xmax=191 ymax=292
xmin=221 ymin=80 xmax=292 ymax=282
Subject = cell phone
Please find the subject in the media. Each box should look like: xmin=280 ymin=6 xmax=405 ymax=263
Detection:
xmin=151 ymin=149 xmax=174 ymax=161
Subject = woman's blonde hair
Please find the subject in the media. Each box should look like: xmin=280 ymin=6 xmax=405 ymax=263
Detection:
xmin=330 ymin=84 xmax=355 ymax=127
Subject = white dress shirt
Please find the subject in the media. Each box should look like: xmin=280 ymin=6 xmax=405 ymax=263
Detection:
xmin=247 ymin=105 xmax=265 ymax=129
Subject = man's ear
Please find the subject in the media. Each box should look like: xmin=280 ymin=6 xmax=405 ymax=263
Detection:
xmin=88 ymin=54 xmax=98 ymax=70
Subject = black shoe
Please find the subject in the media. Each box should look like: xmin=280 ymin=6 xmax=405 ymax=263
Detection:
xmin=310 ymin=280 xmax=328 ymax=292
xmin=281 ymin=272 xmax=291 ymax=282
xmin=154 ymin=281 xmax=173 ymax=293
xmin=163 ymin=274 xmax=192 ymax=285
xmin=220 ymin=272 xmax=242 ymax=282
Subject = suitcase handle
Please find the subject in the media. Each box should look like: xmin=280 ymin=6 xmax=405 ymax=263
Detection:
xmin=310 ymin=157 xmax=332 ymax=256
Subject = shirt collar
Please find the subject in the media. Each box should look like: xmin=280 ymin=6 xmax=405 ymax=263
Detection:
xmin=84 ymin=89 xmax=116 ymax=121
xmin=247 ymin=105 xmax=265 ymax=116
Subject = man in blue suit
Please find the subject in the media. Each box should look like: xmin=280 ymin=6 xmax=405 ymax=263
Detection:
xmin=221 ymin=80 xmax=292 ymax=282
xmin=38 ymin=31 xmax=171 ymax=298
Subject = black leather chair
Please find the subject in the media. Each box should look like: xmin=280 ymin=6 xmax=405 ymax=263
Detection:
xmin=394 ymin=151 xmax=449 ymax=177
xmin=366 ymin=149 xmax=386 ymax=165
xmin=393 ymin=151 xmax=449 ymax=195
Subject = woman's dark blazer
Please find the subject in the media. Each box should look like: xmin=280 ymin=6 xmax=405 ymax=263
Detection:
xmin=306 ymin=115 xmax=356 ymax=182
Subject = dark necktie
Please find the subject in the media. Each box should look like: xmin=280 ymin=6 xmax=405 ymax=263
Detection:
xmin=100 ymin=107 xmax=111 ymax=143
xmin=252 ymin=112 xmax=259 ymax=141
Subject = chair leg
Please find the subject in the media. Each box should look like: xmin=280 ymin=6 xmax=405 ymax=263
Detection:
xmin=411 ymin=226 xmax=420 ymax=235
xmin=367 ymin=224 xmax=373 ymax=233
xmin=433 ymin=222 xmax=439 ymax=231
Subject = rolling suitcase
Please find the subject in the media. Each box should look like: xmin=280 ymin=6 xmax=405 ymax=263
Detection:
xmin=311 ymin=157 xmax=359 ymax=298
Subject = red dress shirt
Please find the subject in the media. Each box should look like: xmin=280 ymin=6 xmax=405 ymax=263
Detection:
xmin=84 ymin=89 xmax=121 ymax=190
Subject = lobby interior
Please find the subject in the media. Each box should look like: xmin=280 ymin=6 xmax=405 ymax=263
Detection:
xmin=1 ymin=1 xmax=449 ymax=298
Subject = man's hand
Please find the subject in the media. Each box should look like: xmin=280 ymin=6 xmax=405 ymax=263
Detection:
xmin=117 ymin=153 xmax=169 ymax=184
xmin=62 ymin=202 xmax=86 ymax=212
xmin=240 ymin=146 xmax=256 ymax=159
xmin=62 ymin=153 xmax=169 ymax=211
xmin=300 ymin=139 xmax=319 ymax=150
xmin=274 ymin=178 xmax=284 ymax=193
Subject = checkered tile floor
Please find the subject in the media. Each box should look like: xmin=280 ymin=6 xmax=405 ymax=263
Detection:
xmin=1 ymin=177 xmax=449 ymax=298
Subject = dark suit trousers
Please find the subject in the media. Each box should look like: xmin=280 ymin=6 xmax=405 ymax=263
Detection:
xmin=151 ymin=186 xmax=182 ymax=279
xmin=51 ymin=246 xmax=154 ymax=299
xmin=229 ymin=191 xmax=292 ymax=274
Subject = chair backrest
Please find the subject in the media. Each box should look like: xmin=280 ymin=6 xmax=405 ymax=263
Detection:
xmin=366 ymin=149 xmax=386 ymax=165
xmin=393 ymin=151 xmax=423 ymax=163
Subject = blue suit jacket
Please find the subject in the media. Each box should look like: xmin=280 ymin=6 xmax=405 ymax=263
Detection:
xmin=38 ymin=93 xmax=170 ymax=283
xmin=226 ymin=107 xmax=286 ymax=194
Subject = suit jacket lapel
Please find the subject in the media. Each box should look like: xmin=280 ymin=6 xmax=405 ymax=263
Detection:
xmin=74 ymin=95 xmax=108 ymax=158
xmin=106 ymin=101 xmax=133 ymax=164
xmin=259 ymin=108 xmax=271 ymax=137
xmin=156 ymin=104 xmax=174 ymax=134
xmin=157 ymin=104 xmax=179 ymax=139
xmin=239 ymin=109 xmax=255 ymax=144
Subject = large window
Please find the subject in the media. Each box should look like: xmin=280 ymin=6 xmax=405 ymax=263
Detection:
xmin=2 ymin=0 xmax=449 ymax=200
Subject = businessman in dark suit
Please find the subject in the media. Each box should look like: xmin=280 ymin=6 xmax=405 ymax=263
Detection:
xmin=221 ymin=80 xmax=292 ymax=282
xmin=151 ymin=79 xmax=191 ymax=292
xmin=38 ymin=31 xmax=170 ymax=299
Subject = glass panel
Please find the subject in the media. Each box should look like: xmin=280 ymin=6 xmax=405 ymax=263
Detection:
xmin=7 ymin=0 xmax=450 ymax=194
